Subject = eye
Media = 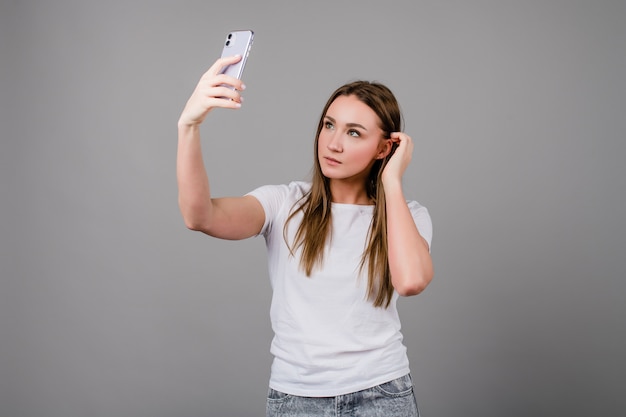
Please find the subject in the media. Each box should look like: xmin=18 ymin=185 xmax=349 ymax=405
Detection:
xmin=348 ymin=129 xmax=361 ymax=137
xmin=324 ymin=121 xmax=334 ymax=130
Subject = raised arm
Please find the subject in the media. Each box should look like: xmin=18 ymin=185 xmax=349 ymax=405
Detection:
xmin=382 ymin=133 xmax=434 ymax=296
xmin=177 ymin=56 xmax=265 ymax=240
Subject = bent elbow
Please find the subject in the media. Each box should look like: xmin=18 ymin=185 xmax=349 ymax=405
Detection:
xmin=395 ymin=271 xmax=434 ymax=297
xmin=396 ymin=282 xmax=426 ymax=297
xmin=184 ymin=219 xmax=202 ymax=232
xmin=181 ymin=212 xmax=210 ymax=233
xmin=179 ymin=204 xmax=211 ymax=233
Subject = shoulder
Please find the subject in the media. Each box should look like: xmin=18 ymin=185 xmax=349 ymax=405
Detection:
xmin=406 ymin=200 xmax=428 ymax=214
xmin=406 ymin=200 xmax=431 ymax=223
xmin=246 ymin=181 xmax=311 ymax=236
xmin=247 ymin=181 xmax=310 ymax=202
xmin=246 ymin=181 xmax=311 ymax=218
xmin=285 ymin=181 xmax=311 ymax=198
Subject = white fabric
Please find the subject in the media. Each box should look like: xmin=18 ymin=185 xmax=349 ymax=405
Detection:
xmin=247 ymin=181 xmax=432 ymax=397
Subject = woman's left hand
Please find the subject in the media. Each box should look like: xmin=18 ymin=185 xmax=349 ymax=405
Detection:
xmin=382 ymin=132 xmax=414 ymax=185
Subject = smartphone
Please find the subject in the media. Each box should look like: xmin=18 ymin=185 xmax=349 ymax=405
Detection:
xmin=219 ymin=30 xmax=254 ymax=81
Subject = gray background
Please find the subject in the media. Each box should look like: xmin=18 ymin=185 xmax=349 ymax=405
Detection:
xmin=2 ymin=1 xmax=625 ymax=416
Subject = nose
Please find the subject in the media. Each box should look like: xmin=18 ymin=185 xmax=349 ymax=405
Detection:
xmin=327 ymin=131 xmax=343 ymax=152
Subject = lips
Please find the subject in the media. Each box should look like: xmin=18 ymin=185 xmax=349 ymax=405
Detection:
xmin=324 ymin=156 xmax=341 ymax=165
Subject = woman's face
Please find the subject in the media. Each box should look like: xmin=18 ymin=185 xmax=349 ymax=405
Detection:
xmin=317 ymin=95 xmax=391 ymax=183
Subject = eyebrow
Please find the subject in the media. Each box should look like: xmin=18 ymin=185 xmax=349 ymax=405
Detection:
xmin=324 ymin=116 xmax=368 ymax=131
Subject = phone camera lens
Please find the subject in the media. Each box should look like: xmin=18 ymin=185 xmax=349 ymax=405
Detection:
xmin=226 ymin=40 xmax=231 ymax=46
xmin=227 ymin=34 xmax=233 ymax=39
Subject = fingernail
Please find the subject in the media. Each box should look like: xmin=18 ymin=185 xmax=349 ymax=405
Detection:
xmin=240 ymin=83 xmax=246 ymax=90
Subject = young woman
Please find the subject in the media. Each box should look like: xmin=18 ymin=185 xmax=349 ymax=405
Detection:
xmin=177 ymin=55 xmax=433 ymax=417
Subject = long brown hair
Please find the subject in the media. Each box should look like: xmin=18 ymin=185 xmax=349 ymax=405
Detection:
xmin=284 ymin=81 xmax=403 ymax=308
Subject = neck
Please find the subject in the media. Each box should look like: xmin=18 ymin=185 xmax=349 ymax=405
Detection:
xmin=329 ymin=179 xmax=371 ymax=205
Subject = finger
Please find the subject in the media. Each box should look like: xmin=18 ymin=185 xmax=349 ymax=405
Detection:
xmin=214 ymin=97 xmax=243 ymax=109
xmin=388 ymin=133 xmax=401 ymax=145
xmin=195 ymin=76 xmax=243 ymax=100
xmin=390 ymin=132 xmax=411 ymax=140
xmin=388 ymin=135 xmax=402 ymax=146
xmin=212 ymin=73 xmax=246 ymax=91
xmin=207 ymin=54 xmax=243 ymax=76
xmin=204 ymin=93 xmax=243 ymax=110
xmin=391 ymin=133 xmax=414 ymax=151
xmin=208 ymin=85 xmax=242 ymax=102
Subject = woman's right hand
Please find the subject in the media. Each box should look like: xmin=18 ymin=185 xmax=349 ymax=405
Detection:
xmin=178 ymin=55 xmax=247 ymax=127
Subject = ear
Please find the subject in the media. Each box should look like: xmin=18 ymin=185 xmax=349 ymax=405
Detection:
xmin=376 ymin=139 xmax=393 ymax=159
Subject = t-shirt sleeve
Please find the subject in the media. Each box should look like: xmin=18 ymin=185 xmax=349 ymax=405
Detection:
xmin=245 ymin=184 xmax=290 ymax=237
xmin=408 ymin=201 xmax=433 ymax=251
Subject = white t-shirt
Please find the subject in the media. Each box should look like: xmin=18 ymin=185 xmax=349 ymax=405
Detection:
xmin=247 ymin=181 xmax=433 ymax=397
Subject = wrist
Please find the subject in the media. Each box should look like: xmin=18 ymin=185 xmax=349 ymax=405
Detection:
xmin=382 ymin=174 xmax=402 ymax=191
xmin=177 ymin=121 xmax=202 ymax=145
xmin=177 ymin=118 xmax=201 ymax=131
xmin=382 ymin=180 xmax=404 ymax=203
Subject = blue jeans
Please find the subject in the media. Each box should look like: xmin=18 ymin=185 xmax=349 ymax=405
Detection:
xmin=266 ymin=374 xmax=420 ymax=417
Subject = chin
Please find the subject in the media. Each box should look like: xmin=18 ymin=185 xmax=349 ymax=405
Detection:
xmin=320 ymin=167 xmax=342 ymax=179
